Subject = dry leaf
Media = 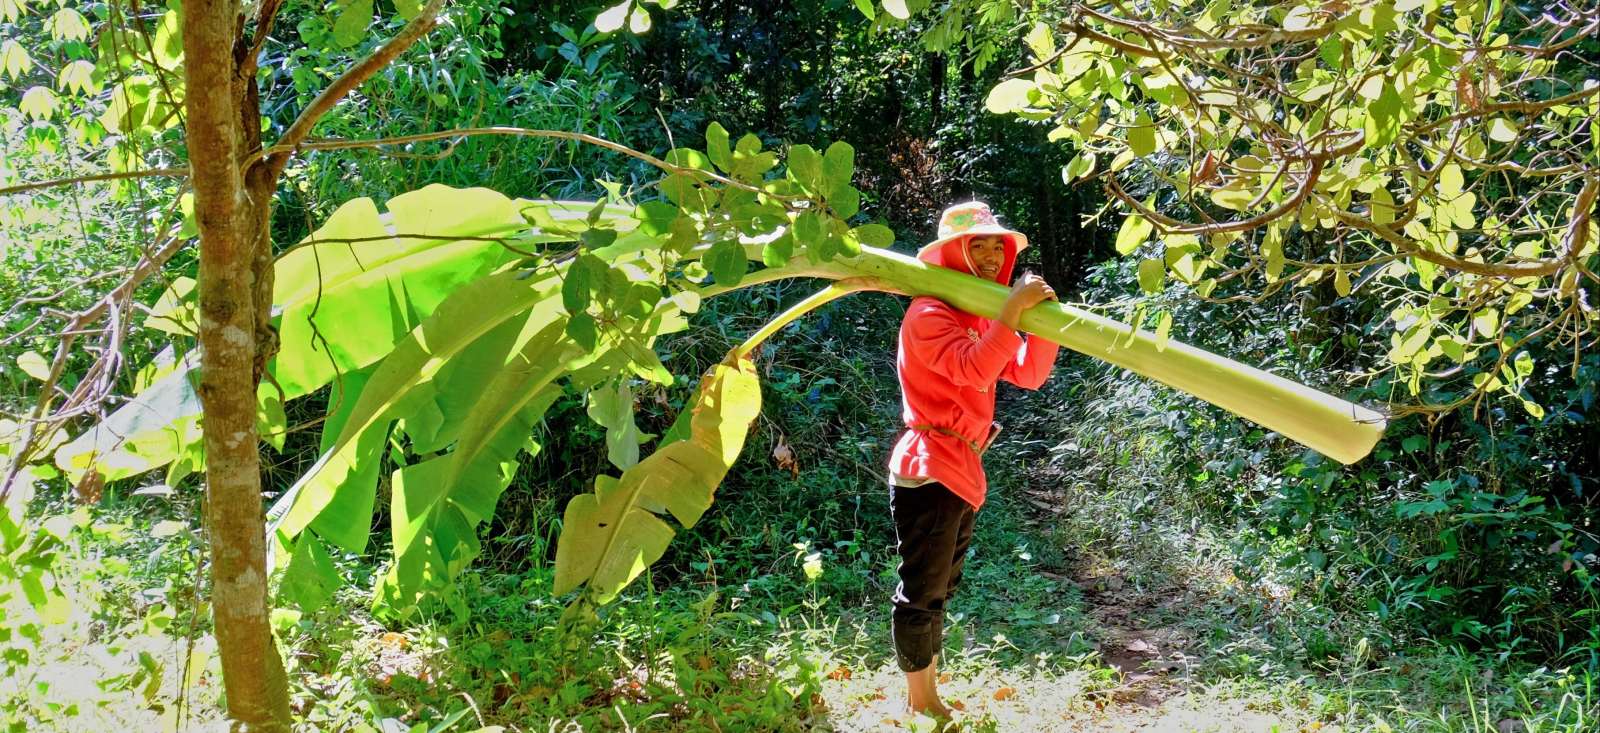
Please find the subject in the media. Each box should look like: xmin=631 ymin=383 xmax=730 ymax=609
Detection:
xmin=992 ymin=686 xmax=1016 ymax=701
xmin=772 ymin=435 xmax=799 ymax=477
xmin=75 ymin=470 xmax=104 ymax=504
xmin=1124 ymin=639 xmax=1152 ymax=653
xmin=379 ymin=632 xmax=408 ymax=649
xmin=1192 ymin=151 xmax=1221 ymax=186
xmin=827 ymin=665 xmax=852 ymax=681
xmin=948 ymin=699 xmax=967 ymax=711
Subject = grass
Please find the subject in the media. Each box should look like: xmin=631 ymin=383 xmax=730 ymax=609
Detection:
xmin=6 ymin=461 xmax=1596 ymax=732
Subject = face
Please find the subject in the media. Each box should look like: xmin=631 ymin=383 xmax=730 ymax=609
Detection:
xmin=966 ymin=235 xmax=1006 ymax=281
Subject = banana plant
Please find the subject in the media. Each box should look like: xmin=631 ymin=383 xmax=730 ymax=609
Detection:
xmin=54 ymin=126 xmax=1386 ymax=617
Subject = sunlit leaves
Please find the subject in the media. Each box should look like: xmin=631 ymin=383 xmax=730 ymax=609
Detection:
xmin=18 ymin=86 xmax=56 ymax=120
xmin=985 ymin=78 xmax=1035 ymax=114
xmin=1 ymin=40 xmax=32 ymax=80
xmin=595 ymin=1 xmax=630 ymax=32
xmin=55 ymin=59 xmax=98 ymax=95
xmin=882 ymin=0 xmax=909 ymax=21
xmin=47 ymin=8 xmax=89 ymax=42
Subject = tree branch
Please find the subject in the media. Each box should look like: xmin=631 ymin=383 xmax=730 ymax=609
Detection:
xmin=264 ymin=0 xmax=448 ymax=177
xmin=0 ymin=167 xmax=189 ymax=197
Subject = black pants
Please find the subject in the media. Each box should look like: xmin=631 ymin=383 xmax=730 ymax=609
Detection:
xmin=889 ymin=481 xmax=977 ymax=673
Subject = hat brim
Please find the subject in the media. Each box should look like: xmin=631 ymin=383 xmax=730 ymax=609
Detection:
xmin=916 ymin=224 xmax=1029 ymax=259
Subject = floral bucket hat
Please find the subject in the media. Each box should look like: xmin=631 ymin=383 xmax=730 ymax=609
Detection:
xmin=916 ymin=201 xmax=1029 ymax=259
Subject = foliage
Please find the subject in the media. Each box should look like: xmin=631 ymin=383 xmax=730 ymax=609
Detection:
xmin=988 ymin=0 xmax=1600 ymax=418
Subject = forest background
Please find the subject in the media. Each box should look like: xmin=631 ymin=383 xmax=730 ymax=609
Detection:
xmin=0 ymin=0 xmax=1597 ymax=730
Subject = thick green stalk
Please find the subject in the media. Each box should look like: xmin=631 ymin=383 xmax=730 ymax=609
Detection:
xmin=731 ymin=279 xmax=874 ymax=360
xmin=729 ymin=245 xmax=1386 ymax=464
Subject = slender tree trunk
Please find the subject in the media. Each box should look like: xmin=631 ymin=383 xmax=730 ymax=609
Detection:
xmin=181 ymin=0 xmax=292 ymax=728
xmin=926 ymin=52 xmax=945 ymax=128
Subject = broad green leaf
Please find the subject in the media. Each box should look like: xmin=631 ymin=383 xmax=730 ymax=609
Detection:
xmin=332 ymin=0 xmax=373 ymax=48
xmin=852 ymin=0 xmax=874 ymax=20
xmin=1138 ymin=258 xmax=1165 ymax=294
xmin=588 ymin=380 xmax=643 ymax=470
xmin=555 ymin=357 xmax=761 ymax=602
xmin=822 ymin=141 xmax=855 ymax=194
xmin=1334 ymin=267 xmax=1352 ymax=296
xmin=1128 ymin=112 xmax=1157 ymax=157
xmin=279 ymin=531 xmax=340 ymax=612
xmin=985 ymin=78 xmax=1035 ymax=114
xmin=705 ymin=239 xmax=747 ymax=286
xmin=1472 ymin=308 xmax=1500 ymax=339
xmin=151 ymin=10 xmax=182 ymax=68
xmin=394 ymin=0 xmax=420 ymax=19
xmin=1153 ymin=310 xmax=1173 ymax=351
xmin=882 ymin=0 xmax=909 ymax=20
xmin=787 ymin=144 xmax=823 ymax=193
xmin=762 ymin=230 xmax=795 ymax=267
xmin=1115 ymin=214 xmax=1153 ymax=255
xmin=852 ymin=223 xmax=894 ymax=248
xmin=1210 ymin=179 xmax=1253 ymax=210
xmin=705 ymin=122 xmax=731 ymax=172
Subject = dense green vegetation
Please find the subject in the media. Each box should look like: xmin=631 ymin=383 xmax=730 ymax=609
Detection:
xmin=2 ymin=0 xmax=1597 ymax=730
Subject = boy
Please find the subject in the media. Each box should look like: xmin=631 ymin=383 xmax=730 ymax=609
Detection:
xmin=887 ymin=201 xmax=1059 ymax=718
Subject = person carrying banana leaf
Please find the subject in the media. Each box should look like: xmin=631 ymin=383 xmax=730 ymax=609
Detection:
xmin=887 ymin=201 xmax=1060 ymax=720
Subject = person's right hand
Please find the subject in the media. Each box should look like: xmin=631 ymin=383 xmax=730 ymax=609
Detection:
xmin=999 ymin=271 xmax=1056 ymax=330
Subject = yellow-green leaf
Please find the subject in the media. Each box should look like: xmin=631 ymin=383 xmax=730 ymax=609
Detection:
xmin=985 ymin=78 xmax=1036 ymax=114
xmin=1472 ymin=308 xmax=1500 ymax=339
xmin=555 ymin=357 xmax=761 ymax=602
xmin=1138 ymin=258 xmax=1165 ymax=294
xmin=332 ymin=0 xmax=373 ymax=47
xmin=1 ymin=40 xmax=32 ymax=81
xmin=628 ymin=5 xmax=652 ymax=33
xmin=0 ymin=0 xmax=29 ymax=24
xmin=49 ymin=8 xmax=90 ymax=42
xmin=19 ymin=86 xmax=57 ymax=120
xmin=17 ymin=350 xmax=50 ymax=381
xmin=56 ymin=59 xmax=98 ymax=95
xmin=1115 ymin=214 xmax=1154 ymax=255
xmin=1128 ymin=112 xmax=1157 ymax=156
xmin=882 ymin=0 xmax=910 ymax=20
xmin=595 ymin=0 xmax=630 ymax=31
xmin=1488 ymin=117 xmax=1518 ymax=142
xmin=1334 ymin=267 xmax=1352 ymax=296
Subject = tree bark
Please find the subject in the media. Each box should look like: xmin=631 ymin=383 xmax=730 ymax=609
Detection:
xmin=181 ymin=0 xmax=292 ymax=728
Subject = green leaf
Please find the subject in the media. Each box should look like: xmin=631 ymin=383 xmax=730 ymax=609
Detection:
xmin=628 ymin=4 xmax=652 ymax=33
xmin=1365 ymin=81 xmax=1404 ymax=148
xmin=595 ymin=0 xmax=630 ymax=32
xmin=1128 ymin=112 xmax=1157 ymax=157
xmin=985 ymin=78 xmax=1035 ymax=114
xmin=705 ymin=122 xmax=731 ymax=172
xmin=822 ymin=141 xmax=855 ymax=193
xmin=1 ymin=40 xmax=33 ymax=81
xmin=852 ymin=223 xmax=894 ymax=248
xmin=1153 ymin=310 xmax=1173 ymax=352
xmin=787 ymin=144 xmax=823 ymax=193
xmin=56 ymin=60 xmax=99 ymax=95
xmin=1114 ymin=214 xmax=1153 ymax=255
xmin=19 ymin=86 xmax=57 ymax=120
xmin=762 ymin=230 xmax=795 ymax=267
xmin=1334 ymin=267 xmax=1352 ymax=296
xmin=1472 ymin=308 xmax=1500 ymax=339
xmin=49 ymin=8 xmax=90 ymax=42
xmin=882 ymin=0 xmax=909 ymax=20
xmin=705 ymin=239 xmax=747 ymax=286
xmin=1062 ymin=152 xmax=1095 ymax=182
xmin=567 ymin=312 xmax=599 ymax=351
xmin=555 ymin=357 xmax=762 ymax=602
xmin=332 ymin=0 xmax=373 ymax=48
xmin=394 ymin=0 xmax=420 ymax=19
xmin=0 ymin=0 xmax=29 ymax=24
xmin=1488 ymin=117 xmax=1519 ymax=143
xmin=852 ymin=0 xmax=874 ymax=19
xmin=151 ymin=10 xmax=182 ymax=68
xmin=279 ymin=532 xmax=340 ymax=612
xmin=588 ymin=381 xmax=643 ymax=470
xmin=16 ymin=351 xmax=49 ymax=381
xmin=1138 ymin=258 xmax=1165 ymax=294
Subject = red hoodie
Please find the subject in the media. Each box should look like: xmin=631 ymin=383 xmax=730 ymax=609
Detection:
xmin=887 ymin=235 xmax=1060 ymax=509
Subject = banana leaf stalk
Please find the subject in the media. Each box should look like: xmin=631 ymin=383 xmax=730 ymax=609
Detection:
xmin=744 ymin=245 xmax=1387 ymax=465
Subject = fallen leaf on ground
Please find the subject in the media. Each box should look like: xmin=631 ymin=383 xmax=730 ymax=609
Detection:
xmin=827 ymin=665 xmax=852 ymax=681
xmin=992 ymin=687 xmax=1016 ymax=701
xmin=1124 ymin=639 xmax=1152 ymax=652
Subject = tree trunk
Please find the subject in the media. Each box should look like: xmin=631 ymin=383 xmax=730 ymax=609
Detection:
xmin=181 ymin=0 xmax=292 ymax=728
